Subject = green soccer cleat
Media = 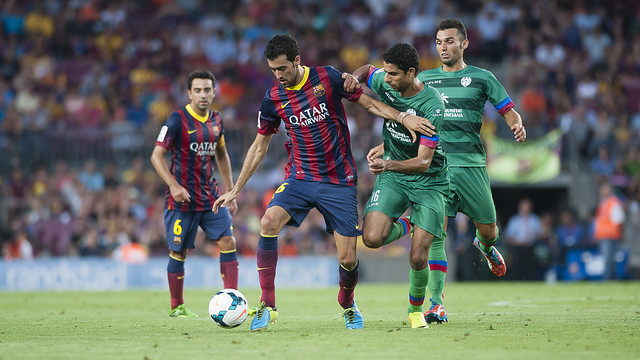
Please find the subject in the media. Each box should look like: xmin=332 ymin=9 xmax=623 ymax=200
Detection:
xmin=250 ymin=302 xmax=278 ymax=331
xmin=408 ymin=311 xmax=428 ymax=328
xmin=169 ymin=304 xmax=198 ymax=318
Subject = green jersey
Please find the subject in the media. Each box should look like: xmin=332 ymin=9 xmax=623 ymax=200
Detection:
xmin=417 ymin=65 xmax=514 ymax=167
xmin=367 ymin=68 xmax=447 ymax=180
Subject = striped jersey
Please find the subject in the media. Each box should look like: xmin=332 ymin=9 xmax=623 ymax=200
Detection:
xmin=257 ymin=65 xmax=363 ymax=186
xmin=417 ymin=65 xmax=515 ymax=167
xmin=155 ymin=104 xmax=226 ymax=211
xmin=366 ymin=67 xmax=447 ymax=180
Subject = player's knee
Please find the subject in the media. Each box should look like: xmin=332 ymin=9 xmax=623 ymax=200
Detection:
xmin=479 ymin=226 xmax=498 ymax=242
xmin=409 ymin=251 xmax=428 ymax=270
xmin=339 ymin=257 xmax=358 ymax=271
xmin=217 ymin=236 xmax=236 ymax=251
xmin=362 ymin=230 xmax=384 ymax=248
xmin=260 ymin=214 xmax=280 ymax=234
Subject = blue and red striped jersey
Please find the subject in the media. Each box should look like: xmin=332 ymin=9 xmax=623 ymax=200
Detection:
xmin=257 ymin=66 xmax=363 ymax=186
xmin=155 ymin=104 xmax=225 ymax=211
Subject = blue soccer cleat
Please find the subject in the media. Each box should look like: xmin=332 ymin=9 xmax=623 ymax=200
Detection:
xmin=250 ymin=301 xmax=278 ymax=332
xmin=343 ymin=301 xmax=364 ymax=329
xmin=424 ymin=297 xmax=448 ymax=324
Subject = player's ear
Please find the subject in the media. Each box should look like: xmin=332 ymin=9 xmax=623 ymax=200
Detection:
xmin=461 ymin=38 xmax=469 ymax=50
xmin=293 ymin=55 xmax=301 ymax=67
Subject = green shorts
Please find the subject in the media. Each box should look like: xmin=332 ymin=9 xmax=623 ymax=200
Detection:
xmin=446 ymin=167 xmax=496 ymax=224
xmin=364 ymin=171 xmax=449 ymax=238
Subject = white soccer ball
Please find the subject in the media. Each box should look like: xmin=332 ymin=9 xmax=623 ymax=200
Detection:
xmin=208 ymin=289 xmax=249 ymax=328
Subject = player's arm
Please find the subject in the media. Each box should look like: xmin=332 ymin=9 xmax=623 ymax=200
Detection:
xmin=369 ymin=143 xmax=434 ymax=175
xmin=213 ymin=133 xmax=274 ymax=213
xmin=502 ymin=108 xmax=526 ymax=143
xmin=150 ymin=145 xmax=190 ymax=203
xmin=355 ymin=93 xmax=435 ymax=140
xmin=214 ymin=138 xmax=237 ymax=215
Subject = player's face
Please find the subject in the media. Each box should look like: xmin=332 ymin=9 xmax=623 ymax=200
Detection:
xmin=188 ymin=78 xmax=215 ymax=112
xmin=267 ymin=54 xmax=301 ymax=88
xmin=382 ymin=62 xmax=414 ymax=94
xmin=435 ymin=28 xmax=468 ymax=66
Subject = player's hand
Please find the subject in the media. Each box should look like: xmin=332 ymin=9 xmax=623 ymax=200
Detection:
xmin=366 ymin=143 xmax=384 ymax=163
xmin=226 ymin=199 xmax=238 ymax=216
xmin=403 ymin=115 xmax=435 ymax=141
xmin=213 ymin=192 xmax=238 ymax=214
xmin=368 ymin=158 xmax=386 ymax=175
xmin=342 ymin=73 xmax=361 ymax=93
xmin=512 ymin=123 xmax=526 ymax=143
xmin=170 ymin=184 xmax=190 ymax=203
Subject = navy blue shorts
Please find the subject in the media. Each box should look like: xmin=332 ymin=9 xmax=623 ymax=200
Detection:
xmin=268 ymin=179 xmax=362 ymax=237
xmin=164 ymin=207 xmax=233 ymax=252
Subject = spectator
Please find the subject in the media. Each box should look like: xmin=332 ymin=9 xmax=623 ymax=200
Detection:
xmin=593 ymin=182 xmax=625 ymax=280
xmin=505 ymin=198 xmax=543 ymax=280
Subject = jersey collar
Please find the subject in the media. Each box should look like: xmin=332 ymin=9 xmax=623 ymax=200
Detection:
xmin=186 ymin=104 xmax=209 ymax=123
xmin=286 ymin=66 xmax=309 ymax=91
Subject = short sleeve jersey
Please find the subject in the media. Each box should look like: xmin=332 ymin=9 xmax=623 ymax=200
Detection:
xmin=155 ymin=104 xmax=225 ymax=211
xmin=257 ymin=66 xmax=363 ymax=186
xmin=417 ymin=65 xmax=515 ymax=167
xmin=366 ymin=67 xmax=447 ymax=181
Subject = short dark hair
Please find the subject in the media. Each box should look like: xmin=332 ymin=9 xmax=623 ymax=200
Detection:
xmin=187 ymin=69 xmax=216 ymax=90
xmin=264 ymin=34 xmax=300 ymax=62
xmin=382 ymin=43 xmax=419 ymax=74
xmin=437 ymin=18 xmax=467 ymax=41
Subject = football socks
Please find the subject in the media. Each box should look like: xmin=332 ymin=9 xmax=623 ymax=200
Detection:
xmin=257 ymin=234 xmax=278 ymax=308
xmin=428 ymin=237 xmax=447 ymax=306
xmin=408 ymin=267 xmax=429 ymax=313
xmin=475 ymin=227 xmax=499 ymax=253
xmin=338 ymin=259 xmax=360 ymax=309
xmin=167 ymin=255 xmax=185 ymax=309
xmin=219 ymin=249 xmax=239 ymax=289
xmin=382 ymin=217 xmax=412 ymax=246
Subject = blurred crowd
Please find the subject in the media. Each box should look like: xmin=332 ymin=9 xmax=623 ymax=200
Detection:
xmin=1 ymin=0 xmax=639 ymax=278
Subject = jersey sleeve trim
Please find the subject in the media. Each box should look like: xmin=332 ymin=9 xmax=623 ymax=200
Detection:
xmin=420 ymin=134 xmax=440 ymax=149
xmin=495 ymin=97 xmax=515 ymax=115
xmin=366 ymin=67 xmax=381 ymax=88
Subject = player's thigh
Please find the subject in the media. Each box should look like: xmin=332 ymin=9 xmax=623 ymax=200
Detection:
xmin=315 ymin=182 xmax=361 ymax=237
xmin=200 ymin=207 xmax=234 ymax=242
xmin=164 ymin=209 xmax=200 ymax=251
xmin=267 ymin=179 xmax=314 ymax=229
xmin=450 ymin=167 xmax=496 ymax=224
xmin=363 ymin=174 xmax=411 ymax=220
xmin=362 ymin=210 xmax=395 ymax=239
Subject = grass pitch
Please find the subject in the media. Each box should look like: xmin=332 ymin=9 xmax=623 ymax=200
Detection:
xmin=2 ymin=282 xmax=639 ymax=360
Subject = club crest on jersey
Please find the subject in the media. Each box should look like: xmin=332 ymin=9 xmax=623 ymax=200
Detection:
xmin=461 ymin=77 xmax=472 ymax=87
xmin=213 ymin=126 xmax=220 ymax=136
xmin=173 ymin=236 xmax=181 ymax=245
xmin=313 ymin=84 xmax=325 ymax=97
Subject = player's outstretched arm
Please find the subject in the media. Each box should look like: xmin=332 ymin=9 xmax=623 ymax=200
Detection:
xmin=151 ymin=145 xmax=190 ymax=203
xmin=214 ymin=141 xmax=237 ymax=215
xmin=355 ymin=93 xmax=435 ymax=141
xmin=213 ymin=133 xmax=274 ymax=213
xmin=369 ymin=144 xmax=434 ymax=175
xmin=503 ymin=109 xmax=526 ymax=143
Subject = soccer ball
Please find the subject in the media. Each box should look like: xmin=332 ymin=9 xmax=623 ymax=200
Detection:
xmin=208 ymin=289 xmax=249 ymax=328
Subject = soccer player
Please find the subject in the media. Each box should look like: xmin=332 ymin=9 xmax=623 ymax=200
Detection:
xmin=151 ymin=69 xmax=239 ymax=318
xmin=213 ymin=34 xmax=435 ymax=331
xmin=345 ymin=43 xmax=448 ymax=328
xmin=417 ymin=19 xmax=526 ymax=314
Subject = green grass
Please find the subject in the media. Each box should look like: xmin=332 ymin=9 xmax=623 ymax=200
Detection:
xmin=2 ymin=282 xmax=639 ymax=360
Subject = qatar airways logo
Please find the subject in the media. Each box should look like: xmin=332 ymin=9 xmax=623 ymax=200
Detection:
xmin=190 ymin=141 xmax=216 ymax=156
xmin=288 ymin=103 xmax=330 ymax=126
